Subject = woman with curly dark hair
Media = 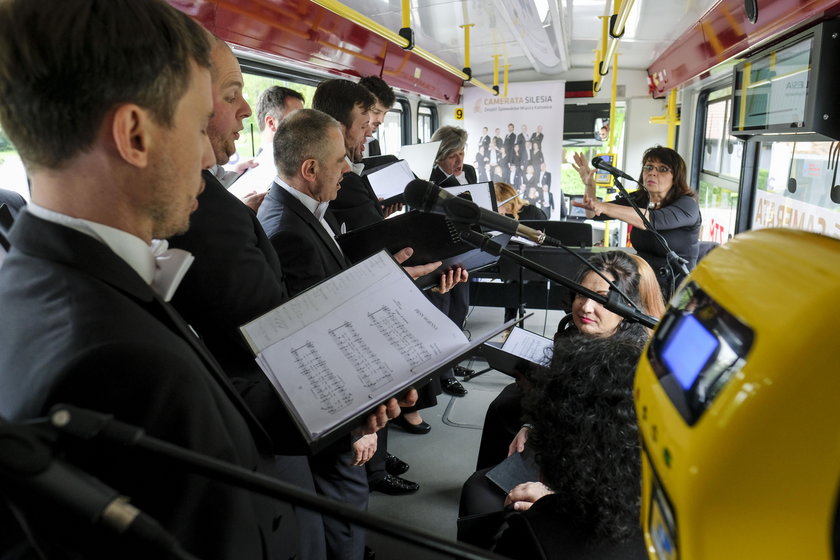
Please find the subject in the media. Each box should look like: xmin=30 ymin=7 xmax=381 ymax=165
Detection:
xmin=475 ymin=251 xmax=657 ymax=471
xmin=460 ymin=253 xmax=656 ymax=554
xmin=493 ymin=331 xmax=649 ymax=559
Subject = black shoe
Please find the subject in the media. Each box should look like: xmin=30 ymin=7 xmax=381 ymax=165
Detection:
xmin=442 ymin=377 xmax=468 ymax=397
xmin=391 ymin=414 xmax=431 ymax=434
xmin=453 ymin=365 xmax=476 ymax=378
xmin=385 ymin=453 xmax=409 ymax=476
xmin=369 ymin=474 xmax=420 ymax=495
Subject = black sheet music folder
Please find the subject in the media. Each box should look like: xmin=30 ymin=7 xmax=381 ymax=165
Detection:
xmin=335 ymin=210 xmax=471 ymax=266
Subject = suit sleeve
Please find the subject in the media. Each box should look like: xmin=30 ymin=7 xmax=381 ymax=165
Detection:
xmin=47 ymin=342 xmax=272 ymax=560
xmin=329 ymin=173 xmax=384 ymax=231
xmin=170 ymin=184 xmax=287 ymax=337
xmin=267 ymin=227 xmax=331 ymax=297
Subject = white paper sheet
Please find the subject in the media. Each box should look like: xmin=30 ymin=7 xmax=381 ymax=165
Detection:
xmin=365 ymin=160 xmax=415 ymax=199
xmin=442 ymin=182 xmax=497 ymax=212
xmin=398 ymin=141 xmax=441 ymax=181
xmin=501 ymin=326 xmax=553 ymax=366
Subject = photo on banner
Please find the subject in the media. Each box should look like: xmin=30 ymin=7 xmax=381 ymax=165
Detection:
xmin=462 ymin=81 xmax=565 ymax=219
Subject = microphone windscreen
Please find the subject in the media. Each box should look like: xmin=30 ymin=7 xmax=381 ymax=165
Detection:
xmin=403 ymin=179 xmax=437 ymax=211
xmin=591 ymin=156 xmax=604 ymax=168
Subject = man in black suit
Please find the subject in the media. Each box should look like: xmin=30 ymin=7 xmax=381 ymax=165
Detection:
xmin=0 ymin=2 xmax=288 ymax=559
xmin=427 ymin=125 xmax=474 ymax=397
xmin=312 ymin=79 xmax=384 ymax=232
xmin=259 ymin=109 xmax=440 ymax=559
xmin=429 ymin=126 xmax=477 ymax=186
xmin=530 ymin=124 xmax=544 ymax=147
xmin=479 ymin=126 xmax=491 ymax=152
xmin=538 ymin=162 xmax=560 ymax=219
xmin=359 ymin=75 xmax=396 ymax=160
xmin=168 ymin=40 xmax=407 ymax=560
xmin=516 ymin=124 xmax=529 ymax=155
xmin=504 ymin=123 xmax=516 ymax=159
xmin=258 ymin=110 xmax=351 ymax=295
xmin=228 ymin=86 xmax=304 ymax=202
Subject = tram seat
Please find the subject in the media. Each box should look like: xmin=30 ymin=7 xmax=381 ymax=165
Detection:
xmin=519 ymin=220 xmax=592 ymax=247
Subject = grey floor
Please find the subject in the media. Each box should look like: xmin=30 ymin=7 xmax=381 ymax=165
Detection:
xmin=365 ymin=305 xmax=565 ymax=560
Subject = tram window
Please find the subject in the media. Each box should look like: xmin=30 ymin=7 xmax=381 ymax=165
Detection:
xmin=701 ymin=91 xmax=742 ymax=179
xmin=697 ymin=87 xmax=741 ymax=245
xmin=418 ymin=103 xmax=438 ymax=143
xmin=752 ymin=141 xmax=840 ymax=239
xmin=0 ymin=124 xmax=29 ymax=202
xmin=377 ymin=98 xmax=409 ymax=156
xmin=226 ymin=72 xmax=317 ymax=171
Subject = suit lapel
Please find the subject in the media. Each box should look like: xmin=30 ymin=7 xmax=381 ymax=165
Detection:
xmin=277 ymin=188 xmax=348 ymax=270
xmin=12 ymin=211 xmax=273 ymax=449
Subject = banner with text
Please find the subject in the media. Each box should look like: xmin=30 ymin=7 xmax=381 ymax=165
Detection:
xmin=753 ymin=189 xmax=840 ymax=239
xmin=462 ymin=81 xmax=565 ymax=219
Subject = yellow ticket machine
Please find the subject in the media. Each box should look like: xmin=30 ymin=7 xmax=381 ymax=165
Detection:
xmin=635 ymin=228 xmax=840 ymax=559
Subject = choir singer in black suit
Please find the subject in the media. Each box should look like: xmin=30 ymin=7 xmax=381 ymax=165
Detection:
xmin=0 ymin=1 xmax=288 ymax=558
xmin=429 ymin=125 xmax=478 ymax=186
xmin=258 ymin=109 xmax=462 ymax=560
xmin=425 ymin=125 xmax=474 ymax=398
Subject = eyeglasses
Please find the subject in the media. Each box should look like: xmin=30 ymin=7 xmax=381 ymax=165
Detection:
xmin=642 ymin=164 xmax=671 ymax=174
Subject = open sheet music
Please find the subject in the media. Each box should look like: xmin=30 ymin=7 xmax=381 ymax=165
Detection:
xmin=241 ymin=250 xmax=515 ymax=448
xmin=502 ymin=327 xmax=554 ymax=366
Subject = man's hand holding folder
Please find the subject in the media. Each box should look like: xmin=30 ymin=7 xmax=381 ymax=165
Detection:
xmin=392 ymin=246 xmax=468 ymax=294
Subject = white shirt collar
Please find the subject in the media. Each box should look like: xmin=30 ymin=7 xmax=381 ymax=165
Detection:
xmin=345 ymin=156 xmax=365 ymax=176
xmin=26 ymin=203 xmax=193 ymax=301
xmin=275 ymin=178 xmax=329 ymax=221
xmin=28 ymin=202 xmax=157 ymax=284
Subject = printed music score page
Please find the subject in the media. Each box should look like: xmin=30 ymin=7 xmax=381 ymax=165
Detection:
xmin=240 ymin=250 xmax=513 ymax=447
xmin=502 ymin=327 xmax=553 ymax=366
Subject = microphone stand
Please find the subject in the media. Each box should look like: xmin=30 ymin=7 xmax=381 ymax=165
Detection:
xmin=460 ymin=230 xmax=658 ymax=329
xmin=41 ymin=405 xmax=507 ymax=560
xmin=609 ymin=176 xmax=690 ymax=296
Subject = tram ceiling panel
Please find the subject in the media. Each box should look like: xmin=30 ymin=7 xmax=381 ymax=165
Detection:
xmin=648 ymin=0 xmax=840 ymax=97
xmin=340 ymin=0 xmax=571 ymax=80
xmin=173 ymin=0 xmax=463 ymax=102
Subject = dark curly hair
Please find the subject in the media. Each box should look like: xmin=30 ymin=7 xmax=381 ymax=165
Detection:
xmin=523 ymin=330 xmax=647 ymax=542
xmin=358 ymin=75 xmax=396 ymax=109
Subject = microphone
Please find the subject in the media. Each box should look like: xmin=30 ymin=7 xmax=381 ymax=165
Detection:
xmin=591 ymin=156 xmax=638 ymax=183
xmin=403 ymin=179 xmax=547 ymax=244
xmin=0 ymin=419 xmax=196 ymax=558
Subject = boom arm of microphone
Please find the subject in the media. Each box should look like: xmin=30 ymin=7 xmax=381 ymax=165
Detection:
xmin=404 ymin=179 xmax=645 ymax=314
xmin=43 ymin=405 xmax=505 ymax=560
xmin=403 ymin=179 xmax=547 ymax=245
xmin=590 ymin=158 xmax=691 ymax=282
xmin=460 ymin=230 xmax=658 ymax=329
xmin=0 ymin=418 xmax=199 ymax=560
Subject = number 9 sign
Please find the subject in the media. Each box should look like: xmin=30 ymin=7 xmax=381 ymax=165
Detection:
xmin=454 ymin=108 xmax=464 ymax=120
